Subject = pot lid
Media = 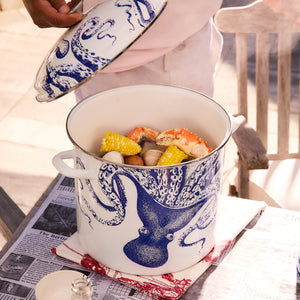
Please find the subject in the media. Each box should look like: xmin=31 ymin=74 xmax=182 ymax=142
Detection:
xmin=34 ymin=0 xmax=167 ymax=102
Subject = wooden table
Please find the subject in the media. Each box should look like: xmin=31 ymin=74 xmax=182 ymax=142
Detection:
xmin=0 ymin=174 xmax=299 ymax=299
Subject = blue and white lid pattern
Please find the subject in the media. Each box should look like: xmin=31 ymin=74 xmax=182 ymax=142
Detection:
xmin=35 ymin=0 xmax=167 ymax=102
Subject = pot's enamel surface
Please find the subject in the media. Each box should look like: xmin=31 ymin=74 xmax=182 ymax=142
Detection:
xmin=35 ymin=0 xmax=167 ymax=102
xmin=75 ymin=146 xmax=222 ymax=275
xmin=54 ymin=85 xmax=233 ymax=275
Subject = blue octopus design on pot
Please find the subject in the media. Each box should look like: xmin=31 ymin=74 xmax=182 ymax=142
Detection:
xmin=76 ymin=151 xmax=222 ymax=268
xmin=37 ymin=0 xmax=161 ymax=100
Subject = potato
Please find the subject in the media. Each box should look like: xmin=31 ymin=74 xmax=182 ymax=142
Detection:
xmin=124 ymin=155 xmax=144 ymax=166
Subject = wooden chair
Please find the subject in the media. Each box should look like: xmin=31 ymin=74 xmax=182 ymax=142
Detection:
xmin=214 ymin=0 xmax=300 ymax=210
xmin=0 ymin=187 xmax=25 ymax=241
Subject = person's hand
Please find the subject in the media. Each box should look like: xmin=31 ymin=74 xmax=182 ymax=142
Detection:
xmin=23 ymin=0 xmax=82 ymax=28
xmin=263 ymin=0 xmax=300 ymax=26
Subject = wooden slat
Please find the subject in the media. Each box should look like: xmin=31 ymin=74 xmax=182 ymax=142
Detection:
xmin=268 ymin=152 xmax=300 ymax=160
xmin=277 ymin=32 xmax=291 ymax=154
xmin=256 ymin=32 xmax=269 ymax=148
xmin=236 ymin=33 xmax=248 ymax=118
xmin=232 ymin=120 xmax=269 ymax=170
xmin=237 ymin=159 xmax=249 ymax=199
xmin=214 ymin=0 xmax=296 ymax=33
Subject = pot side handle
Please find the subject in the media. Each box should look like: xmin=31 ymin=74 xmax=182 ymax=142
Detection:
xmin=52 ymin=150 xmax=96 ymax=179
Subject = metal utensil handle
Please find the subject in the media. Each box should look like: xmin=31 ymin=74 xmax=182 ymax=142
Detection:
xmin=68 ymin=0 xmax=84 ymax=14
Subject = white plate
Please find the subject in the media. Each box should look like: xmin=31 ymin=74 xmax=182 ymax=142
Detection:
xmin=35 ymin=0 xmax=167 ymax=102
xmin=35 ymin=270 xmax=84 ymax=300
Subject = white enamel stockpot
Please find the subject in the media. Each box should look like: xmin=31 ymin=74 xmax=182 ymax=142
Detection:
xmin=53 ymin=85 xmax=242 ymax=275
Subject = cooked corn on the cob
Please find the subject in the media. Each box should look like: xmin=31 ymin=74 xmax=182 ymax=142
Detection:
xmin=100 ymin=132 xmax=141 ymax=156
xmin=157 ymin=145 xmax=187 ymax=166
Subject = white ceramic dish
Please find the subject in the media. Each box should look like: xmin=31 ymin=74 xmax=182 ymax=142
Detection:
xmin=35 ymin=270 xmax=84 ymax=300
xmin=34 ymin=0 xmax=167 ymax=102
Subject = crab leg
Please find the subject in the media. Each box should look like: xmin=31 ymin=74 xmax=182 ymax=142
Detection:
xmin=126 ymin=127 xmax=160 ymax=143
xmin=156 ymin=128 xmax=212 ymax=158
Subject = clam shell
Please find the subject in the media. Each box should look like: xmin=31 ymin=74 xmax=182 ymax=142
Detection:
xmin=102 ymin=151 xmax=124 ymax=164
xmin=143 ymin=149 xmax=163 ymax=166
xmin=141 ymin=140 xmax=166 ymax=155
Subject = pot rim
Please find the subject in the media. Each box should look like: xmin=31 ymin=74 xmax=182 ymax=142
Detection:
xmin=66 ymin=84 xmax=232 ymax=169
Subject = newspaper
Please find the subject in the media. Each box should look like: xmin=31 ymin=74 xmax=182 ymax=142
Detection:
xmin=0 ymin=176 xmax=153 ymax=300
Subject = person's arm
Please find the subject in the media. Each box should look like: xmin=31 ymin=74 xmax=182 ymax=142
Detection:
xmin=263 ymin=0 xmax=300 ymax=26
xmin=23 ymin=0 xmax=82 ymax=28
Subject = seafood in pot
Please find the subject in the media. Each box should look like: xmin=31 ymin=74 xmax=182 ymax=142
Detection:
xmin=143 ymin=149 xmax=163 ymax=166
xmin=156 ymin=128 xmax=213 ymax=158
xmin=99 ymin=127 xmax=213 ymax=166
xmin=126 ymin=127 xmax=160 ymax=143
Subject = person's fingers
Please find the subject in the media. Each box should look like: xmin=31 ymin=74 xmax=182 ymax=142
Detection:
xmin=44 ymin=0 xmax=82 ymax=27
xmin=49 ymin=0 xmax=70 ymax=13
xmin=41 ymin=11 xmax=82 ymax=28
xmin=23 ymin=0 xmax=82 ymax=28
